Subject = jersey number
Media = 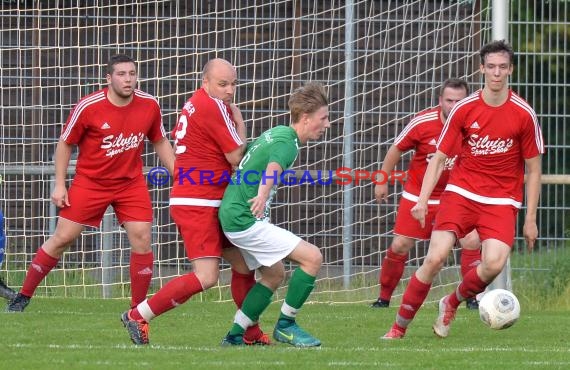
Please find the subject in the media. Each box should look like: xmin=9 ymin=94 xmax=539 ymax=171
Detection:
xmin=174 ymin=115 xmax=188 ymax=154
xmin=238 ymin=143 xmax=260 ymax=170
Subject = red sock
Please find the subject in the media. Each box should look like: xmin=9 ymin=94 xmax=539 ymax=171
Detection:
xmin=129 ymin=251 xmax=154 ymax=307
xmin=460 ymin=248 xmax=481 ymax=277
xmin=448 ymin=268 xmax=488 ymax=308
xmin=130 ymin=272 xmax=204 ymax=320
xmin=379 ymin=249 xmax=408 ymax=302
xmin=231 ymin=269 xmax=255 ymax=307
xmin=395 ymin=273 xmax=431 ymax=331
xmin=21 ymin=247 xmax=59 ymax=297
xmin=231 ymin=269 xmax=263 ymax=340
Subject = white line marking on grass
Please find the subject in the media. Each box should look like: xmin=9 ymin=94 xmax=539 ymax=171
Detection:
xmin=7 ymin=343 xmax=223 ymax=351
xmin=8 ymin=342 xmax=569 ymax=355
xmin=329 ymin=361 xmax=387 ymax=367
xmin=524 ymin=362 xmax=570 ymax=366
xmin=372 ymin=346 xmax=570 ymax=354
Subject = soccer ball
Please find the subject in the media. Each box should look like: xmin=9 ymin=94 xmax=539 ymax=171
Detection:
xmin=478 ymin=289 xmax=520 ymax=330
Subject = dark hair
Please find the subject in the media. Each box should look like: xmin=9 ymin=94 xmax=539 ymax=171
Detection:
xmin=479 ymin=40 xmax=514 ymax=65
xmin=439 ymin=78 xmax=469 ymax=96
xmin=288 ymin=82 xmax=329 ymax=123
xmin=106 ymin=54 xmax=136 ymax=75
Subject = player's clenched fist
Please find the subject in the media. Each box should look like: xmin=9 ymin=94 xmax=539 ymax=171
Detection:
xmin=374 ymin=183 xmax=389 ymax=204
xmin=50 ymin=185 xmax=70 ymax=208
xmin=410 ymin=202 xmax=427 ymax=228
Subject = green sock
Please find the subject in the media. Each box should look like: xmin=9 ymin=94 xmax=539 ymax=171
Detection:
xmin=229 ymin=323 xmax=245 ymax=336
xmin=229 ymin=282 xmax=273 ymax=336
xmin=279 ymin=268 xmax=316 ymax=322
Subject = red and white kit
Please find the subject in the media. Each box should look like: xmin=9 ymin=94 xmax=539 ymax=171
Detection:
xmin=435 ymin=90 xmax=544 ymax=244
xmin=170 ymin=87 xmax=243 ymax=259
xmin=62 ymin=87 xmax=165 ymax=182
xmin=60 ymin=87 xmax=166 ymax=226
xmin=393 ymin=106 xmax=460 ymax=239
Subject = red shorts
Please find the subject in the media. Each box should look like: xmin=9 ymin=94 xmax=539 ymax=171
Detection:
xmin=170 ymin=205 xmax=233 ymax=261
xmin=393 ymin=196 xmax=440 ymax=240
xmin=434 ymin=191 xmax=518 ymax=246
xmin=59 ymin=175 xmax=152 ymax=227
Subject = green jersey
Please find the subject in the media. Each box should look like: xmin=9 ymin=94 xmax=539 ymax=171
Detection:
xmin=219 ymin=125 xmax=300 ymax=232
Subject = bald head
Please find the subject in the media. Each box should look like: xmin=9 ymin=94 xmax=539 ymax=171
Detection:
xmin=201 ymin=58 xmax=237 ymax=104
xmin=202 ymin=58 xmax=234 ymax=78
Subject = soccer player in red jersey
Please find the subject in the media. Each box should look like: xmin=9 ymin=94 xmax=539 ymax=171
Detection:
xmin=121 ymin=58 xmax=269 ymax=345
xmin=371 ymin=79 xmax=481 ymax=310
xmin=383 ymin=40 xmax=544 ymax=339
xmin=6 ymin=54 xmax=175 ymax=312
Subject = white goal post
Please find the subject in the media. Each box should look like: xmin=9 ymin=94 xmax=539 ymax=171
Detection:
xmin=1 ymin=1 xmax=566 ymax=305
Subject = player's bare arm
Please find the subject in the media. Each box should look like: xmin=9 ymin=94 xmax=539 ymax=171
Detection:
xmin=374 ymin=145 xmax=403 ymax=203
xmin=411 ymin=149 xmax=447 ymax=227
xmin=523 ymin=155 xmax=542 ymax=251
xmin=225 ymin=144 xmax=247 ymax=168
xmin=152 ymin=137 xmax=175 ymax=175
xmin=51 ymin=139 xmax=73 ymax=208
xmin=248 ymin=161 xmax=282 ymax=218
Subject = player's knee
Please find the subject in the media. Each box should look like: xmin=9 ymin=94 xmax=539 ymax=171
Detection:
xmin=303 ymin=243 xmax=322 ymax=264
xmin=196 ymin=270 xmax=220 ymax=289
xmin=264 ymin=270 xmax=285 ymax=290
xmin=273 ymin=267 xmax=286 ymax=284
xmin=460 ymin=234 xmax=480 ymax=250
xmin=390 ymin=245 xmax=408 ymax=255
xmin=423 ymin=254 xmax=445 ymax=272
xmin=224 ymin=249 xmax=250 ymax=274
xmin=259 ymin=264 xmax=285 ymax=290
xmin=200 ymin=279 xmax=218 ymax=290
xmin=479 ymin=259 xmax=503 ymax=278
xmin=48 ymin=233 xmax=76 ymax=251
xmin=130 ymin=237 xmax=151 ymax=253
xmin=303 ymin=245 xmax=322 ymax=275
xmin=390 ymin=239 xmax=414 ymax=254
xmin=131 ymin=234 xmax=152 ymax=251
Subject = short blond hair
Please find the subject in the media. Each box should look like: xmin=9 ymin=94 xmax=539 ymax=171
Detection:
xmin=288 ymin=82 xmax=328 ymax=123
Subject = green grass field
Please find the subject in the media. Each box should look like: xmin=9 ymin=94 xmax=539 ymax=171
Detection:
xmin=1 ymin=298 xmax=568 ymax=370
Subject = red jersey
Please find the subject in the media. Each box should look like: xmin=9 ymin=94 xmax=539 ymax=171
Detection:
xmin=61 ymin=88 xmax=166 ymax=183
xmin=170 ymin=88 xmax=243 ymax=202
xmin=395 ymin=107 xmax=459 ymax=201
xmin=438 ymin=90 xmax=544 ymax=208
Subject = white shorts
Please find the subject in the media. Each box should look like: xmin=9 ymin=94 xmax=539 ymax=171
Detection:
xmin=224 ymin=220 xmax=302 ymax=270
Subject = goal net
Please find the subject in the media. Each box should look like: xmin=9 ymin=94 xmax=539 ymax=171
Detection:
xmin=0 ymin=0 xmax=490 ymax=304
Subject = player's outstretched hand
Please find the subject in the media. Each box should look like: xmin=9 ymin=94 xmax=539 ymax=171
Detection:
xmin=374 ymin=183 xmax=388 ymax=203
xmin=410 ymin=202 xmax=427 ymax=228
xmin=51 ymin=184 xmax=70 ymax=208
xmin=522 ymin=220 xmax=538 ymax=252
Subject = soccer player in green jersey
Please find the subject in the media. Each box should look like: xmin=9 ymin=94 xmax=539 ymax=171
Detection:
xmin=219 ymin=82 xmax=329 ymax=347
